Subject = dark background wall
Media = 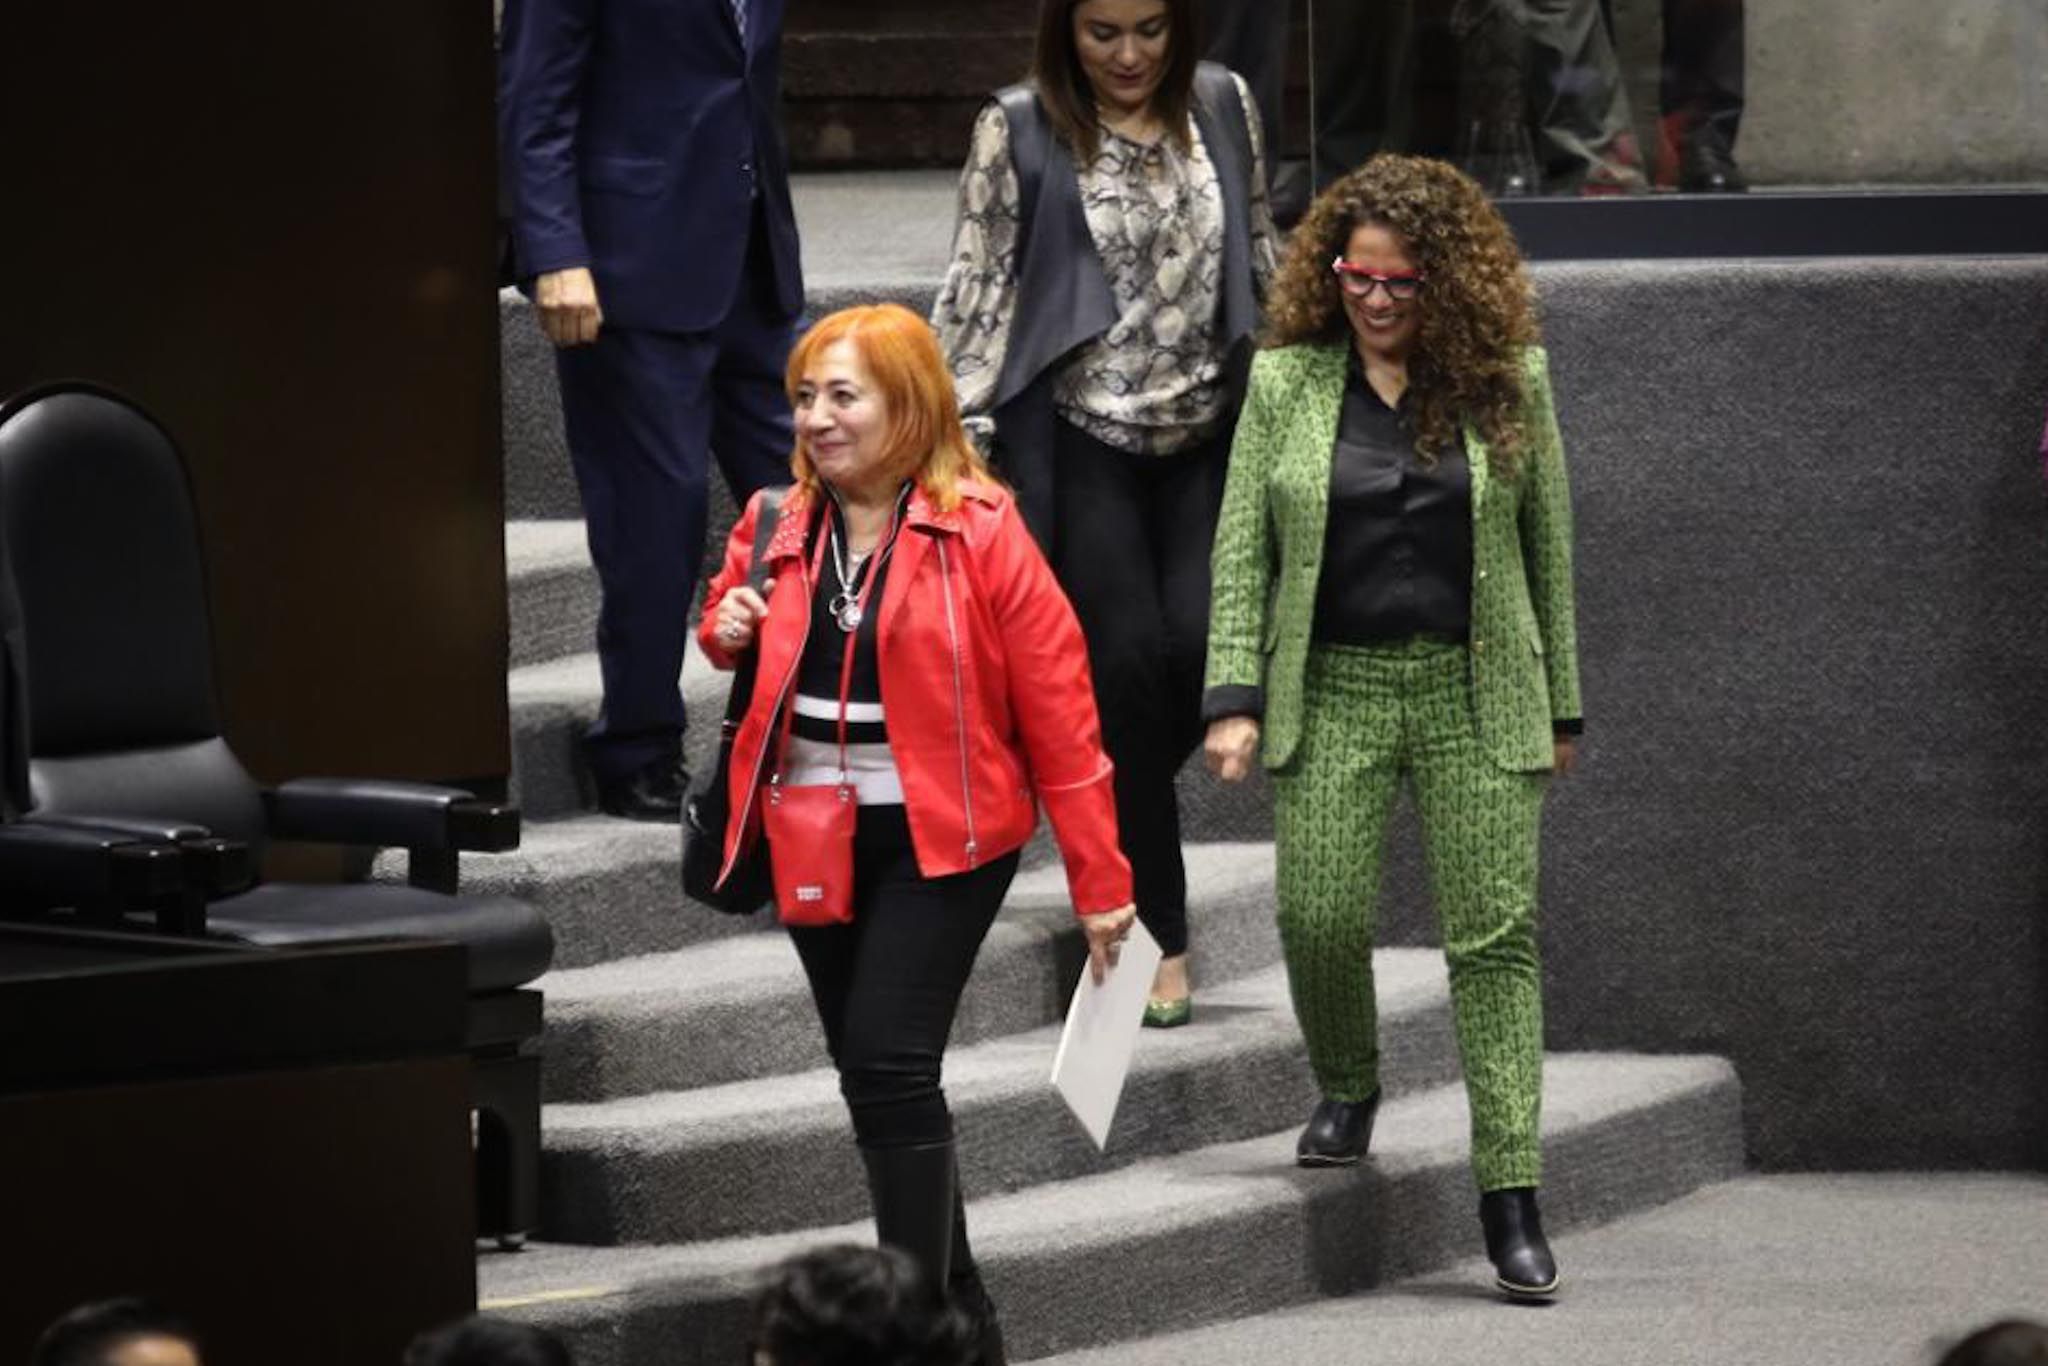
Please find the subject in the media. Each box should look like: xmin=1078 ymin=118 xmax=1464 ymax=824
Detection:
xmin=0 ymin=1 xmax=508 ymax=790
xmin=1370 ymin=258 xmax=2048 ymax=1170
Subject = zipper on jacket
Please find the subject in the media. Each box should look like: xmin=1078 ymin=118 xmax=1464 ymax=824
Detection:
xmin=720 ymin=535 xmax=815 ymax=886
xmin=936 ymin=538 xmax=979 ymax=867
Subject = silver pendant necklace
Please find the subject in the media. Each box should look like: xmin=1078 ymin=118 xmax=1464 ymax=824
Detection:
xmin=827 ymin=527 xmax=871 ymax=633
xmin=825 ymin=484 xmax=910 ymax=634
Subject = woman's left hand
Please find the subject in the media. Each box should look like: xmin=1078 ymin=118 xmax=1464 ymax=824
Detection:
xmin=1080 ymin=904 xmax=1138 ymax=984
xmin=1553 ymin=736 xmax=1578 ymax=775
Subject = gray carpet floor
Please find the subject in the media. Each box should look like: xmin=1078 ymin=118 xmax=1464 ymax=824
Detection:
xmin=1027 ymin=1174 xmax=2048 ymax=1366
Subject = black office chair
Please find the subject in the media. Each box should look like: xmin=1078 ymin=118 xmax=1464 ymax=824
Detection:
xmin=0 ymin=383 xmax=554 ymax=1246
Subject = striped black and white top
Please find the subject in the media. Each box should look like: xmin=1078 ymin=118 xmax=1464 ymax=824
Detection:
xmin=782 ymin=501 xmax=904 ymax=805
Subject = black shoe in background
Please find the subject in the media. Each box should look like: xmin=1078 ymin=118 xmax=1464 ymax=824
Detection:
xmin=1480 ymin=1187 xmax=1560 ymax=1298
xmin=1678 ymin=130 xmax=1748 ymax=192
xmin=1295 ymin=1092 xmax=1380 ymax=1167
xmin=596 ymin=758 xmax=687 ymax=821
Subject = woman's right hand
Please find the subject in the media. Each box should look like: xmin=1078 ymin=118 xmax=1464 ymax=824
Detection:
xmin=1080 ymin=904 xmax=1137 ymax=985
xmin=712 ymin=582 xmax=774 ymax=652
xmin=1204 ymin=716 xmax=1260 ymax=782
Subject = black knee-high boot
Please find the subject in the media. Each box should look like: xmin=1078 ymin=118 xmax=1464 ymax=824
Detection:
xmin=947 ymin=1180 xmax=1007 ymax=1366
xmin=859 ymin=1139 xmax=956 ymax=1289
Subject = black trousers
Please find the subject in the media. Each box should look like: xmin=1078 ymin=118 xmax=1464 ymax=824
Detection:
xmin=1050 ymin=421 xmax=1226 ymax=960
xmin=1599 ymin=0 xmax=1743 ymax=150
xmin=1310 ymin=0 xmax=1415 ymax=187
xmin=788 ymin=807 xmax=1020 ymax=1150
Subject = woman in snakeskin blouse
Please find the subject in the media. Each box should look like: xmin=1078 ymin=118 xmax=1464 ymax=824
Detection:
xmin=932 ymin=0 xmax=1277 ymax=1028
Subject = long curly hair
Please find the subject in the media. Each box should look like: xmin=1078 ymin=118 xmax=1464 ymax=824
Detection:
xmin=1264 ymin=155 xmax=1539 ymax=476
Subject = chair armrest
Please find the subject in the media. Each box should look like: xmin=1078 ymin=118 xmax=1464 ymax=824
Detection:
xmin=22 ymin=813 xmax=253 ymax=896
xmin=265 ymin=779 xmax=522 ymax=854
xmin=0 ymin=823 xmax=186 ymax=906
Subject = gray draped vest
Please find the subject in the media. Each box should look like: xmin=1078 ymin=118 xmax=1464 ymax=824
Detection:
xmin=989 ymin=62 xmax=1261 ymax=546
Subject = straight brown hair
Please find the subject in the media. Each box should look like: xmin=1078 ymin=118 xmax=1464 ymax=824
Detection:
xmin=1030 ymin=0 xmax=1200 ymax=165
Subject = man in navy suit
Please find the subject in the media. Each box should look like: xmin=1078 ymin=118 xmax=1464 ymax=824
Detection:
xmin=501 ymin=0 xmax=803 ymax=819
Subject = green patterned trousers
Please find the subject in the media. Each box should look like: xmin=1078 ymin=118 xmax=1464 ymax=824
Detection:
xmin=1273 ymin=639 xmax=1548 ymax=1191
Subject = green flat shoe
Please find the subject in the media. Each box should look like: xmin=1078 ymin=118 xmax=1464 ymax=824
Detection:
xmin=1142 ymin=995 xmax=1192 ymax=1029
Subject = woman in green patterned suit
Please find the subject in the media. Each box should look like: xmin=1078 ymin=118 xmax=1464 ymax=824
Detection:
xmin=1202 ymin=154 xmax=1581 ymax=1299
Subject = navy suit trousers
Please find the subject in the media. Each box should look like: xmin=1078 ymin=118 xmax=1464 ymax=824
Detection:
xmin=554 ymin=207 xmax=796 ymax=784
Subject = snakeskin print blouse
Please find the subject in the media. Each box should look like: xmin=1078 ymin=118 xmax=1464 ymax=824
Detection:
xmin=932 ymin=74 xmax=1279 ymax=457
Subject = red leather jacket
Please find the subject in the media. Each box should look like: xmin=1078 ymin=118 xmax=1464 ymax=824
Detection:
xmin=699 ymin=481 xmax=1133 ymax=916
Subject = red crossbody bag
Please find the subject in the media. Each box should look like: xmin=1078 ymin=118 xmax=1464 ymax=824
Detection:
xmin=761 ymin=527 xmax=881 ymax=927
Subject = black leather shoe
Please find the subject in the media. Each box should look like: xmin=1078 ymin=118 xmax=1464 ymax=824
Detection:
xmin=1678 ymin=136 xmax=1747 ymax=193
xmin=596 ymin=759 xmax=686 ymax=822
xmin=1294 ymin=1092 xmax=1380 ymax=1167
xmin=1481 ymin=1187 xmax=1560 ymax=1297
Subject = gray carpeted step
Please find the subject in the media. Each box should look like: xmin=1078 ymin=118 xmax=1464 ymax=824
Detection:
xmin=509 ymin=637 xmax=1276 ymax=833
xmin=539 ymin=952 xmax=1457 ymax=1243
xmin=540 ymin=842 xmax=1283 ymax=1102
xmin=508 ymin=649 xmax=733 ymax=821
xmin=381 ymin=816 xmax=773 ymax=972
xmin=481 ymin=1053 xmax=1744 ymax=1366
xmin=436 ymin=786 xmax=1253 ymax=976
xmin=507 ymin=520 xmax=597 ymax=671
xmin=501 ymin=297 xmax=581 ymax=523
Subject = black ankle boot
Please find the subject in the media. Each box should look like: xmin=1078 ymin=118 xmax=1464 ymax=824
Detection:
xmin=1295 ymin=1092 xmax=1380 ymax=1167
xmin=860 ymin=1140 xmax=957 ymax=1287
xmin=1480 ymin=1187 xmax=1559 ymax=1297
xmin=948 ymin=1265 xmax=1007 ymax=1366
xmin=946 ymin=1174 xmax=1006 ymax=1365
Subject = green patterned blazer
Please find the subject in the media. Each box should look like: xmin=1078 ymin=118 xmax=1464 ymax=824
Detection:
xmin=1203 ymin=341 xmax=1582 ymax=773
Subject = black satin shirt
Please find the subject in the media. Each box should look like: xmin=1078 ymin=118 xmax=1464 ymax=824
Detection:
xmin=1311 ymin=352 xmax=1473 ymax=646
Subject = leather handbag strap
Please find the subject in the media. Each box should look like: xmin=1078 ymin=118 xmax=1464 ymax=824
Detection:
xmin=720 ymin=487 xmax=788 ymax=730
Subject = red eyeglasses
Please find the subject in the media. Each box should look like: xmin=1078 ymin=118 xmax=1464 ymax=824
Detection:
xmin=1331 ymin=258 xmax=1426 ymax=300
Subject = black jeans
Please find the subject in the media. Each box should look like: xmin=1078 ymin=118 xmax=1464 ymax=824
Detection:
xmin=1050 ymin=421 xmax=1225 ymax=959
xmin=788 ymin=806 xmax=1020 ymax=1150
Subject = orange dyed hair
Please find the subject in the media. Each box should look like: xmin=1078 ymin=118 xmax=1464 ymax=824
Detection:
xmin=785 ymin=304 xmax=995 ymax=511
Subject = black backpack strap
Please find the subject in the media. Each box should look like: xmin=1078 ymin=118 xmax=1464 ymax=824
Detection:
xmin=745 ymin=486 xmax=787 ymax=593
xmin=721 ymin=485 xmax=788 ymax=722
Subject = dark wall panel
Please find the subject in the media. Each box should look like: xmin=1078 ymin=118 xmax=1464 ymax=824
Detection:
xmin=0 ymin=1 xmax=507 ymax=787
xmin=1504 ymin=258 xmax=2048 ymax=1169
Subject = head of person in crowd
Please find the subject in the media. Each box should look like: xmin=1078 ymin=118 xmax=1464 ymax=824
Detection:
xmin=1265 ymin=153 xmax=1540 ymax=475
xmin=29 ymin=1299 xmax=202 ymax=1366
xmin=1936 ymin=1319 xmax=2048 ymax=1366
xmin=786 ymin=304 xmax=995 ymax=511
xmin=751 ymin=1243 xmax=976 ymax=1366
xmin=403 ymin=1315 xmax=574 ymax=1366
xmin=1032 ymin=0 xmax=1201 ymax=161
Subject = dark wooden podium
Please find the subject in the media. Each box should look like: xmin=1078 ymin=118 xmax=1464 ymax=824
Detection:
xmin=0 ymin=928 xmax=477 ymax=1366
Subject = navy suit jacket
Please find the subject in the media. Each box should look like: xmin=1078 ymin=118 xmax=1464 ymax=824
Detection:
xmin=500 ymin=0 xmax=804 ymax=334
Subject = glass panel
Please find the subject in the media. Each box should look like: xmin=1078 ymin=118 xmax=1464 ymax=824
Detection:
xmin=1265 ymin=0 xmax=2048 ymax=199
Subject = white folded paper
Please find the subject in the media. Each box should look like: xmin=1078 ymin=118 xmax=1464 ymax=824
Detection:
xmin=1048 ymin=919 xmax=1164 ymax=1150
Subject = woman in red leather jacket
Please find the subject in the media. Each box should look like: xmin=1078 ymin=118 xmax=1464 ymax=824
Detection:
xmin=701 ymin=303 xmax=1136 ymax=1362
